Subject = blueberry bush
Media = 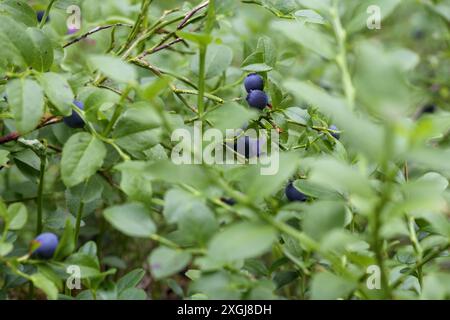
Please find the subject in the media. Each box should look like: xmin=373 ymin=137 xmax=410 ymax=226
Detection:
xmin=0 ymin=0 xmax=449 ymax=300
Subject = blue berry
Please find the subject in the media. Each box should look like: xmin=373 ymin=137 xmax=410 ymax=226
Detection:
xmin=244 ymin=73 xmax=264 ymax=93
xmin=234 ymin=136 xmax=261 ymax=159
xmin=221 ymin=197 xmax=236 ymax=206
xmin=36 ymin=10 xmax=50 ymax=23
xmin=329 ymin=125 xmax=340 ymax=140
xmin=33 ymin=232 xmax=58 ymax=259
xmin=421 ymin=104 xmax=437 ymax=114
xmin=246 ymin=90 xmax=268 ymax=110
xmin=63 ymin=100 xmax=85 ymax=129
xmin=285 ymin=182 xmax=307 ymax=202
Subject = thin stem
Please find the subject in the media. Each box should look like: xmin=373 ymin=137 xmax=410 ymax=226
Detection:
xmin=150 ymin=234 xmax=206 ymax=254
xmin=39 ymin=0 xmax=56 ymax=29
xmin=74 ymin=201 xmax=85 ymax=246
xmin=391 ymin=243 xmax=449 ymax=290
xmin=125 ymin=0 xmax=153 ymax=47
xmin=36 ymin=156 xmax=46 ymax=235
xmin=330 ymin=4 xmax=355 ymax=110
xmin=63 ymin=24 xmax=132 ymax=48
xmin=178 ymin=1 xmax=209 ymax=29
xmin=173 ymin=88 xmax=223 ymax=104
xmin=197 ymin=45 xmax=207 ymax=116
xmin=103 ymin=86 xmax=132 ymax=137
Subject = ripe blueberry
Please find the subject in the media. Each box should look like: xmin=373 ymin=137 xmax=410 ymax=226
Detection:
xmin=244 ymin=73 xmax=264 ymax=93
xmin=234 ymin=136 xmax=262 ymax=159
xmin=220 ymin=197 xmax=236 ymax=206
xmin=246 ymin=90 xmax=268 ymax=110
xmin=329 ymin=125 xmax=340 ymax=140
xmin=36 ymin=10 xmax=49 ymax=23
xmin=421 ymin=104 xmax=437 ymax=114
xmin=33 ymin=232 xmax=58 ymax=259
xmin=63 ymin=100 xmax=85 ymax=129
xmin=285 ymin=182 xmax=307 ymax=202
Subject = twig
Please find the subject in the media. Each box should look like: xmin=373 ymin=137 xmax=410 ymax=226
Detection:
xmin=143 ymin=38 xmax=183 ymax=57
xmin=98 ymin=85 xmax=134 ymax=102
xmin=63 ymin=23 xmax=133 ymax=48
xmin=177 ymin=1 xmax=209 ymax=29
xmin=0 ymin=116 xmax=62 ymax=145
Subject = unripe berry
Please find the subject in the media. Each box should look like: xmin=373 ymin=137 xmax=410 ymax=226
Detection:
xmin=244 ymin=73 xmax=264 ymax=93
xmin=63 ymin=100 xmax=85 ymax=129
xmin=33 ymin=232 xmax=58 ymax=259
xmin=246 ymin=90 xmax=268 ymax=110
xmin=285 ymin=182 xmax=307 ymax=202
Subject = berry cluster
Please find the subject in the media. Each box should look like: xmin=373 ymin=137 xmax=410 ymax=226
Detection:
xmin=244 ymin=73 xmax=269 ymax=110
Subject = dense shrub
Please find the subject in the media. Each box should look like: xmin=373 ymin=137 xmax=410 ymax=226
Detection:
xmin=0 ymin=0 xmax=449 ymax=300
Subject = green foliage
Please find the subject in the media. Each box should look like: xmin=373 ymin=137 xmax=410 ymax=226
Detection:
xmin=0 ymin=0 xmax=449 ymax=301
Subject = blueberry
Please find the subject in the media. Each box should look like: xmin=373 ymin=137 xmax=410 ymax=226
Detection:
xmin=234 ymin=136 xmax=262 ymax=159
xmin=421 ymin=104 xmax=437 ymax=114
xmin=220 ymin=197 xmax=236 ymax=206
xmin=63 ymin=100 xmax=85 ymax=129
xmin=329 ymin=125 xmax=340 ymax=140
xmin=246 ymin=90 xmax=268 ymax=110
xmin=244 ymin=73 xmax=264 ymax=93
xmin=36 ymin=10 xmax=50 ymax=23
xmin=285 ymin=182 xmax=307 ymax=202
xmin=33 ymin=232 xmax=58 ymax=259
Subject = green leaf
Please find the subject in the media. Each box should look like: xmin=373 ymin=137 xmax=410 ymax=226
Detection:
xmin=241 ymin=63 xmax=273 ymax=72
xmin=310 ymin=271 xmax=356 ymax=300
xmin=272 ymin=20 xmax=335 ymax=59
xmin=0 ymin=0 xmax=37 ymax=27
xmin=0 ymin=150 xmax=9 ymax=166
xmin=30 ymin=273 xmax=58 ymax=300
xmin=118 ymin=288 xmax=146 ymax=300
xmin=103 ymin=202 xmax=156 ymax=238
xmin=117 ymin=269 xmax=145 ymax=293
xmin=208 ymin=222 xmax=277 ymax=262
xmin=205 ymin=102 xmax=257 ymax=133
xmin=64 ymin=252 xmax=101 ymax=279
xmin=293 ymin=179 xmax=341 ymax=199
xmin=148 ymin=246 xmax=191 ymax=279
xmin=191 ymin=44 xmax=233 ymax=79
xmin=113 ymin=102 xmax=162 ymax=152
xmin=89 ymin=55 xmax=137 ymax=83
xmin=302 ymin=201 xmax=346 ymax=241
xmin=119 ymin=168 xmax=152 ymax=204
xmin=6 ymin=78 xmax=44 ymax=133
xmin=256 ymin=37 xmax=277 ymax=67
xmin=176 ymin=31 xmax=212 ymax=46
xmin=163 ymin=189 xmax=219 ymax=246
xmin=61 ymin=133 xmax=107 ymax=187
xmin=39 ymin=73 xmax=74 ymax=116
xmin=0 ymin=242 xmax=13 ymax=256
xmin=26 ymin=27 xmax=54 ymax=72
xmin=295 ymin=9 xmax=326 ymax=24
xmin=7 ymin=203 xmax=27 ymax=230
xmin=240 ymin=152 xmax=300 ymax=200
xmin=54 ymin=219 xmax=76 ymax=260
